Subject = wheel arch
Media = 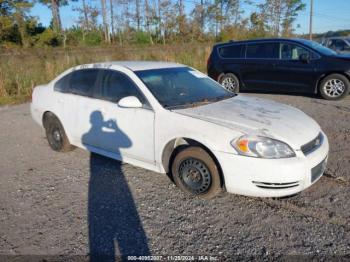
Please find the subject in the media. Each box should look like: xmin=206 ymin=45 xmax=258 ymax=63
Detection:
xmin=161 ymin=137 xmax=225 ymax=188
xmin=42 ymin=111 xmax=58 ymax=129
xmin=315 ymin=72 xmax=350 ymax=93
xmin=217 ymin=71 xmax=243 ymax=90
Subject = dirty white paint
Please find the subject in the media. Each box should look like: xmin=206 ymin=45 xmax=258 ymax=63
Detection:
xmin=31 ymin=61 xmax=329 ymax=197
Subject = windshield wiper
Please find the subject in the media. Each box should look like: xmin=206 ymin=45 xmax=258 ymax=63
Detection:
xmin=165 ymin=101 xmax=210 ymax=110
xmin=166 ymin=94 xmax=236 ymax=110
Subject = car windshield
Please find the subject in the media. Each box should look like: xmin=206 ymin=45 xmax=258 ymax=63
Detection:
xmin=135 ymin=67 xmax=235 ymax=109
xmin=298 ymin=39 xmax=337 ymax=56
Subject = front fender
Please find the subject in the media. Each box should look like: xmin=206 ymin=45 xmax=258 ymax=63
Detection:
xmin=155 ymin=110 xmax=242 ymax=173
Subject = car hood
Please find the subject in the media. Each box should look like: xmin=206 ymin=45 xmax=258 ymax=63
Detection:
xmin=330 ymin=53 xmax=350 ymax=61
xmin=174 ymin=95 xmax=320 ymax=148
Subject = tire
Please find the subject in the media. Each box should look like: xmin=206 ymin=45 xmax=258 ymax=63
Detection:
xmin=43 ymin=113 xmax=74 ymax=152
xmin=219 ymin=73 xmax=240 ymax=94
xmin=171 ymin=146 xmax=222 ymax=199
xmin=319 ymin=74 xmax=349 ymax=100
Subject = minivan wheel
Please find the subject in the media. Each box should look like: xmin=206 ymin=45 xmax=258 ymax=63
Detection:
xmin=171 ymin=146 xmax=222 ymax=199
xmin=44 ymin=113 xmax=74 ymax=152
xmin=319 ymin=74 xmax=349 ymax=100
xmin=219 ymin=73 xmax=240 ymax=93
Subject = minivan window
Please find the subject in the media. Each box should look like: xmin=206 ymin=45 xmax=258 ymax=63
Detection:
xmin=219 ymin=44 xmax=244 ymax=58
xmin=246 ymin=43 xmax=279 ymax=59
xmin=97 ymin=70 xmax=146 ymax=104
xmin=280 ymin=43 xmax=310 ymax=60
xmin=298 ymin=39 xmax=337 ymax=56
xmin=69 ymin=69 xmax=99 ymax=96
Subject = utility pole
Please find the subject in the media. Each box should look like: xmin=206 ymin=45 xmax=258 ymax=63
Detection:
xmin=309 ymin=0 xmax=313 ymax=40
xmin=200 ymin=0 xmax=204 ymax=32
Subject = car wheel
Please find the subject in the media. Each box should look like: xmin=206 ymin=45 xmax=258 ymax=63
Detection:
xmin=319 ymin=74 xmax=349 ymax=100
xmin=219 ymin=73 xmax=240 ymax=93
xmin=44 ymin=113 xmax=74 ymax=152
xmin=171 ymin=146 xmax=222 ymax=199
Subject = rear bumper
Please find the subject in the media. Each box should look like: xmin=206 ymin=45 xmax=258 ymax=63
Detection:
xmin=214 ymin=134 xmax=329 ymax=197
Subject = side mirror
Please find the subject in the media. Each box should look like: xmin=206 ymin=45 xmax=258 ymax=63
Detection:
xmin=118 ymin=96 xmax=143 ymax=108
xmin=299 ymin=53 xmax=310 ymax=63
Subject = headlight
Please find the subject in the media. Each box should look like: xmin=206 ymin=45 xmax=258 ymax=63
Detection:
xmin=231 ymin=135 xmax=296 ymax=159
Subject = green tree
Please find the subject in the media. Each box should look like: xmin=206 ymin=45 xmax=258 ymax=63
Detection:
xmin=39 ymin=0 xmax=68 ymax=33
xmin=257 ymin=0 xmax=305 ymax=37
xmin=0 ymin=0 xmax=34 ymax=46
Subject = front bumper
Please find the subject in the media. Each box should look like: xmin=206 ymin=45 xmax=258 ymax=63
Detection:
xmin=214 ymin=133 xmax=329 ymax=197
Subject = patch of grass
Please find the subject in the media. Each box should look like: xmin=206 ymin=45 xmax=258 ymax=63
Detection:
xmin=0 ymin=43 xmax=212 ymax=105
xmin=0 ymin=95 xmax=28 ymax=106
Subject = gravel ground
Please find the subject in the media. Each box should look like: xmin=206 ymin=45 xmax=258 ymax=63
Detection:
xmin=0 ymin=93 xmax=349 ymax=261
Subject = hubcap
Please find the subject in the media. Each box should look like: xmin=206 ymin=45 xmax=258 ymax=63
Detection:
xmin=53 ymin=129 xmax=61 ymax=142
xmin=178 ymin=158 xmax=211 ymax=194
xmin=324 ymin=79 xmax=345 ymax=97
xmin=48 ymin=126 xmax=62 ymax=150
xmin=221 ymin=76 xmax=237 ymax=93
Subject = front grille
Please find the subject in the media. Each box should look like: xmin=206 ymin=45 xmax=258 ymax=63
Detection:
xmin=311 ymin=157 xmax=327 ymax=183
xmin=253 ymin=181 xmax=299 ymax=190
xmin=301 ymin=132 xmax=323 ymax=156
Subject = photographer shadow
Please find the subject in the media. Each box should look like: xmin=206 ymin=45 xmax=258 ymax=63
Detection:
xmin=83 ymin=111 xmax=150 ymax=261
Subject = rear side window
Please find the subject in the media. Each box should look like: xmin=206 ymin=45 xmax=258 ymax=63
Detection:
xmin=97 ymin=70 xmax=147 ymax=105
xmin=54 ymin=74 xmax=70 ymax=92
xmin=218 ymin=44 xmax=244 ymax=58
xmin=69 ymin=69 xmax=99 ymax=96
xmin=246 ymin=43 xmax=279 ymax=59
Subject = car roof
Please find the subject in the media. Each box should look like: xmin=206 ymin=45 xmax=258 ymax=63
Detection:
xmin=95 ymin=61 xmax=185 ymax=71
xmin=213 ymin=38 xmax=309 ymax=47
xmin=324 ymin=36 xmax=350 ymax=40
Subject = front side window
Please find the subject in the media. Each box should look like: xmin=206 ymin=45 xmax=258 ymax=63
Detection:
xmin=280 ymin=43 xmax=310 ymax=60
xmin=135 ymin=67 xmax=234 ymax=109
xmin=219 ymin=44 xmax=245 ymax=58
xmin=97 ymin=70 xmax=146 ymax=104
xmin=69 ymin=69 xmax=99 ymax=96
xmin=246 ymin=43 xmax=279 ymax=59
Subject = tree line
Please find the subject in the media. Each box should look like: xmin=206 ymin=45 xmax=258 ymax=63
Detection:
xmin=0 ymin=0 xmax=306 ymax=47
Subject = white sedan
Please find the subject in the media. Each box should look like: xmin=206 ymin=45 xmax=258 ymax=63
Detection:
xmin=31 ymin=61 xmax=329 ymax=198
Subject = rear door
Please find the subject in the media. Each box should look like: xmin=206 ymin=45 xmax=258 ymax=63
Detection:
xmin=240 ymin=42 xmax=280 ymax=90
xmin=66 ymin=69 xmax=101 ymax=146
xmin=272 ymin=41 xmax=320 ymax=92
